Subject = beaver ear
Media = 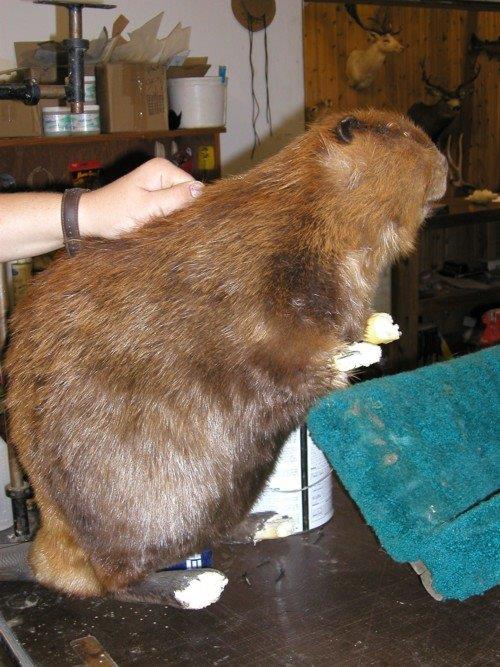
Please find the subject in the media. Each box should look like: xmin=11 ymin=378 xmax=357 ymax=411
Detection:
xmin=335 ymin=116 xmax=361 ymax=143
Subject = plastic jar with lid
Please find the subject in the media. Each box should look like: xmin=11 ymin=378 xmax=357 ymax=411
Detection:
xmin=71 ymin=105 xmax=101 ymax=135
xmin=42 ymin=106 xmax=72 ymax=136
xmin=84 ymin=75 xmax=96 ymax=103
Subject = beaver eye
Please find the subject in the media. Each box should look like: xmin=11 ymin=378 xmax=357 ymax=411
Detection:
xmin=334 ymin=116 xmax=361 ymax=143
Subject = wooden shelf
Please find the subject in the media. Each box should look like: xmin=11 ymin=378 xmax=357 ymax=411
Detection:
xmin=0 ymin=127 xmax=224 ymax=188
xmin=426 ymin=198 xmax=500 ymax=231
xmin=0 ymin=127 xmax=226 ymax=149
xmin=391 ymin=197 xmax=500 ymax=370
xmin=419 ymin=283 xmax=500 ymax=314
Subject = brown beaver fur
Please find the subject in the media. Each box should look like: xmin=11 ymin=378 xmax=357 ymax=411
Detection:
xmin=5 ymin=110 xmax=447 ymax=597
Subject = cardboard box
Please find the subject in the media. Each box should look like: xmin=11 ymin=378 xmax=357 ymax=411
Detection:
xmin=0 ymin=101 xmax=42 ymax=138
xmin=96 ymin=63 xmax=168 ymax=133
xmin=14 ymin=43 xmax=58 ymax=84
xmin=167 ymin=65 xmax=210 ymax=79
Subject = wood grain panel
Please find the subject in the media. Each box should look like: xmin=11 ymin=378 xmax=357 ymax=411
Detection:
xmin=303 ymin=2 xmax=499 ymax=190
xmin=305 ymin=3 xmax=471 ymax=112
xmin=467 ymin=11 xmax=500 ymax=190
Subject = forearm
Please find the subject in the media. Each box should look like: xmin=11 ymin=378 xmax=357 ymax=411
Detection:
xmin=0 ymin=158 xmax=199 ymax=263
xmin=0 ymin=192 xmax=64 ymax=262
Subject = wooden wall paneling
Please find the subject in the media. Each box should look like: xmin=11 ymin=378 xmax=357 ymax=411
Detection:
xmin=459 ymin=10 xmax=479 ymax=194
xmin=303 ymin=3 xmax=313 ymax=108
xmin=304 ymin=2 xmax=497 ymax=192
xmin=305 ymin=3 xmax=470 ymax=115
xmin=467 ymin=11 xmax=500 ymax=190
xmin=320 ymin=5 xmax=333 ymax=101
xmin=336 ymin=2 xmax=347 ymax=105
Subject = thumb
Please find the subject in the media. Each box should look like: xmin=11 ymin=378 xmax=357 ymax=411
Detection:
xmin=149 ymin=181 xmax=204 ymax=218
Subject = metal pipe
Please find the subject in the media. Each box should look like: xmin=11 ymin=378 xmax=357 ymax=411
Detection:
xmin=0 ymin=362 xmax=30 ymax=539
xmin=7 ymin=445 xmax=23 ymax=490
xmin=68 ymin=2 xmax=82 ymax=38
xmin=0 ymin=82 xmax=65 ymax=108
xmin=0 ymin=80 xmax=39 ymax=105
xmin=6 ymin=444 xmax=31 ymax=539
xmin=39 ymin=84 xmax=66 ymax=99
xmin=65 ymin=4 xmax=86 ymax=113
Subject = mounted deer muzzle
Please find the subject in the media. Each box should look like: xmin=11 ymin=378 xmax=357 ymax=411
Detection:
xmin=345 ymin=3 xmax=404 ymax=91
xmin=408 ymin=61 xmax=480 ymax=144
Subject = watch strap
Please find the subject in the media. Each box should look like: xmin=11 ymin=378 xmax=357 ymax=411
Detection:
xmin=61 ymin=187 xmax=90 ymax=258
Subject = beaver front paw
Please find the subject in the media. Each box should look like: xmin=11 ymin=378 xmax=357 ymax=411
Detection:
xmin=364 ymin=312 xmax=401 ymax=344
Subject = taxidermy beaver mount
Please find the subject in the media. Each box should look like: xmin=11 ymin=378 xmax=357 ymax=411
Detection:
xmin=5 ymin=110 xmax=447 ymax=609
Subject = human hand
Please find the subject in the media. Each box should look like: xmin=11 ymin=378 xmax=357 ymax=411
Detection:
xmin=79 ymin=158 xmax=204 ymax=239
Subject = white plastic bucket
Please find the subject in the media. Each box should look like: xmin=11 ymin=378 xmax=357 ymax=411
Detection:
xmin=252 ymin=425 xmax=334 ymax=534
xmin=168 ymin=77 xmax=227 ymax=128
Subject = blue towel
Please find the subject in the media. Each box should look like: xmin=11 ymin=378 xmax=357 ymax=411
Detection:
xmin=307 ymin=346 xmax=500 ymax=600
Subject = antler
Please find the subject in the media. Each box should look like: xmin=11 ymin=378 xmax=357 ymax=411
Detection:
xmin=346 ymin=3 xmax=400 ymax=36
xmin=446 ymin=134 xmax=478 ymax=192
xmin=469 ymin=33 xmax=482 ymax=53
xmin=345 ymin=3 xmax=371 ymax=32
xmin=446 ymin=134 xmax=463 ymax=186
xmin=369 ymin=7 xmax=400 ymax=36
xmin=456 ymin=65 xmax=481 ymax=95
xmin=420 ymin=60 xmax=450 ymax=97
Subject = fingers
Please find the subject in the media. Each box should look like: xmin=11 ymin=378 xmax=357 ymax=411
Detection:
xmin=149 ymin=180 xmax=204 ymax=217
xmin=136 ymin=157 xmax=195 ymax=191
xmin=78 ymin=160 xmax=204 ymax=239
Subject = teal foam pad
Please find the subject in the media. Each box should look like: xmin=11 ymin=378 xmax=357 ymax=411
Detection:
xmin=307 ymin=346 xmax=500 ymax=600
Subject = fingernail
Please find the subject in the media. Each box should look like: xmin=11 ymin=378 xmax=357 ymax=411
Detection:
xmin=189 ymin=181 xmax=204 ymax=198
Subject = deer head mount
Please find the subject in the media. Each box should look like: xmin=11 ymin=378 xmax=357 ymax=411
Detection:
xmin=345 ymin=3 xmax=404 ymax=91
xmin=470 ymin=33 xmax=500 ymax=61
xmin=408 ymin=62 xmax=480 ymax=144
